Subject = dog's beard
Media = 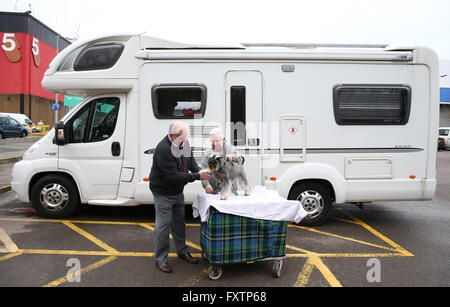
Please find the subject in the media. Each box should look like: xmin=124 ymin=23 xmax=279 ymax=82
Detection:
xmin=208 ymin=163 xmax=219 ymax=172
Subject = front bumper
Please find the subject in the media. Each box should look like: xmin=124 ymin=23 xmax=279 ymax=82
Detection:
xmin=11 ymin=160 xmax=32 ymax=202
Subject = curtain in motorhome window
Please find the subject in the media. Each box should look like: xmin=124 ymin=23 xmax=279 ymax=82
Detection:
xmin=333 ymin=85 xmax=411 ymax=125
xmin=151 ymin=84 xmax=207 ymax=119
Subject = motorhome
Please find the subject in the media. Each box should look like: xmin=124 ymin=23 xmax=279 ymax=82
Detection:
xmin=11 ymin=33 xmax=439 ymax=225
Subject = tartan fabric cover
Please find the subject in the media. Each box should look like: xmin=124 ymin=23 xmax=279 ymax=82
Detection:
xmin=200 ymin=208 xmax=288 ymax=265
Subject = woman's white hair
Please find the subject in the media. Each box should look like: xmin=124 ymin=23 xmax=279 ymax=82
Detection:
xmin=209 ymin=127 xmax=224 ymax=138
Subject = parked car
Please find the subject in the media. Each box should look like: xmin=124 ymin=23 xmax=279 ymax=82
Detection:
xmin=439 ymin=127 xmax=450 ymax=150
xmin=0 ymin=115 xmax=28 ymax=139
xmin=0 ymin=112 xmax=33 ymax=134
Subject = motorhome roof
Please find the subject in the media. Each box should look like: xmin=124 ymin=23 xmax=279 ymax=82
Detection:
xmin=137 ymin=35 xmax=414 ymax=62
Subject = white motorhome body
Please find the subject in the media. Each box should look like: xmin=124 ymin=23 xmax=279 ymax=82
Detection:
xmin=11 ymin=33 xmax=439 ymax=224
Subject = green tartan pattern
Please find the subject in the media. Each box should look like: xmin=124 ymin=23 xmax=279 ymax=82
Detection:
xmin=200 ymin=208 xmax=287 ymax=265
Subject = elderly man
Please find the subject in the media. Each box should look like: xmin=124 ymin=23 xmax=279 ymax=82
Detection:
xmin=149 ymin=121 xmax=211 ymax=273
xmin=201 ymin=127 xmax=244 ymax=194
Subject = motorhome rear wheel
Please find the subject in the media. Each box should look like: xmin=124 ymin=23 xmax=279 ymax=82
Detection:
xmin=288 ymin=182 xmax=332 ymax=226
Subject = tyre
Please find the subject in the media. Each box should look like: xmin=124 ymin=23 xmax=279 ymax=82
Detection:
xmin=288 ymin=181 xmax=332 ymax=226
xmin=30 ymin=174 xmax=80 ymax=218
xmin=208 ymin=265 xmax=222 ymax=280
xmin=21 ymin=131 xmax=27 ymax=138
xmin=0 ymin=131 xmax=4 ymax=139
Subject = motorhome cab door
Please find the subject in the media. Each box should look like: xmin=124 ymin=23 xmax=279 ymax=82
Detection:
xmin=58 ymin=94 xmax=126 ymax=200
xmin=225 ymin=71 xmax=263 ymax=187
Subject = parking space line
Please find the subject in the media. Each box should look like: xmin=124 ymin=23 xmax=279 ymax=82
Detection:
xmin=42 ymin=256 xmax=118 ymax=287
xmin=294 ymin=257 xmax=315 ymax=287
xmin=0 ymin=227 xmax=19 ymax=253
xmin=0 ymin=213 xmax=412 ymax=287
xmin=62 ymin=222 xmax=119 ymax=254
xmin=179 ymin=267 xmax=208 ymax=287
xmin=311 ymin=256 xmax=342 ymax=287
xmin=0 ymin=251 xmax=23 ymax=262
xmin=337 ymin=209 xmax=414 ymax=256
xmin=289 ymin=224 xmax=398 ymax=252
xmin=139 ymin=222 xmax=202 ymax=251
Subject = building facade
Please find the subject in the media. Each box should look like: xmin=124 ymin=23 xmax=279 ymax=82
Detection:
xmin=440 ymin=59 xmax=450 ymax=127
xmin=0 ymin=11 xmax=70 ymax=126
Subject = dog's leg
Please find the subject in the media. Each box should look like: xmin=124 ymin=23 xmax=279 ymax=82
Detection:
xmin=231 ymin=179 xmax=239 ymax=196
xmin=220 ymin=180 xmax=232 ymax=200
xmin=239 ymin=174 xmax=251 ymax=196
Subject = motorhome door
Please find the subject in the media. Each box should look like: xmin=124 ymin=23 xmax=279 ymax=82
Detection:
xmin=58 ymin=94 xmax=126 ymax=200
xmin=225 ymin=70 xmax=263 ymax=187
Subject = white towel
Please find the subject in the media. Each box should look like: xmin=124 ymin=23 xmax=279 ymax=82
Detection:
xmin=192 ymin=188 xmax=308 ymax=223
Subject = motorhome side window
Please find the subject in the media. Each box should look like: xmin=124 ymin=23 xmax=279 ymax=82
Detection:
xmin=73 ymin=42 xmax=124 ymax=71
xmin=68 ymin=97 xmax=120 ymax=143
xmin=333 ymin=85 xmax=411 ymax=125
xmin=151 ymin=84 xmax=207 ymax=119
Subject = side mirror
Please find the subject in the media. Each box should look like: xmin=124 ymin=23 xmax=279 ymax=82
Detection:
xmin=53 ymin=121 xmax=66 ymax=146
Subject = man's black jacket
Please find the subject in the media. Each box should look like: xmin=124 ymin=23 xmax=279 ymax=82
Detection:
xmin=149 ymin=136 xmax=201 ymax=196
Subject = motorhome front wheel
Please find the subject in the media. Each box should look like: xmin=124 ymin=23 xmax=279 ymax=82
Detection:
xmin=288 ymin=182 xmax=332 ymax=226
xmin=30 ymin=174 xmax=80 ymax=218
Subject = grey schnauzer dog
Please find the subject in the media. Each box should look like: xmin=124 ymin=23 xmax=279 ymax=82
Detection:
xmin=206 ymin=153 xmax=251 ymax=200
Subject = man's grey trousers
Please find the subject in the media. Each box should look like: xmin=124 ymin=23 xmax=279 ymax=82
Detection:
xmin=153 ymin=192 xmax=190 ymax=265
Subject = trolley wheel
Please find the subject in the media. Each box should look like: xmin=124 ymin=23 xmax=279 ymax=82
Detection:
xmin=208 ymin=265 xmax=223 ymax=280
xmin=273 ymin=259 xmax=283 ymax=278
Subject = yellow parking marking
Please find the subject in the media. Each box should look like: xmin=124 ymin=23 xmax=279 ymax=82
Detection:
xmin=289 ymin=224 xmax=398 ymax=252
xmin=311 ymin=256 xmax=342 ymax=287
xmin=62 ymin=222 xmax=119 ymax=254
xmin=43 ymin=256 xmax=118 ymax=287
xmin=0 ymin=210 xmax=413 ymax=287
xmin=0 ymin=251 xmax=23 ymax=262
xmin=0 ymin=227 xmax=19 ymax=252
xmin=0 ymin=217 xmax=154 ymax=226
xmin=290 ymin=245 xmax=342 ymax=287
xmin=139 ymin=222 xmax=202 ymax=251
xmin=294 ymin=257 xmax=315 ymax=287
xmin=179 ymin=268 xmax=208 ymax=287
xmin=337 ymin=209 xmax=414 ymax=256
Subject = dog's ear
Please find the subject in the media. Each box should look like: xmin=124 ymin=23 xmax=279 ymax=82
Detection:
xmin=216 ymin=154 xmax=224 ymax=163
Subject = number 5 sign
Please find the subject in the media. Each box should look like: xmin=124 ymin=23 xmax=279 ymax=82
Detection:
xmin=1 ymin=33 xmax=21 ymax=63
xmin=31 ymin=37 xmax=41 ymax=67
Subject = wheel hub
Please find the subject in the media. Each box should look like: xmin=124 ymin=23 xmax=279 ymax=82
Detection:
xmin=40 ymin=183 xmax=69 ymax=211
xmin=297 ymin=190 xmax=324 ymax=217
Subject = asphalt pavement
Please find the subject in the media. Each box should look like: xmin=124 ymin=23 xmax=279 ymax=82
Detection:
xmin=0 ymin=144 xmax=449 ymax=287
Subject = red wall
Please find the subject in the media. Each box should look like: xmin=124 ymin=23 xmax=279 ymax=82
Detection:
xmin=0 ymin=32 xmax=63 ymax=102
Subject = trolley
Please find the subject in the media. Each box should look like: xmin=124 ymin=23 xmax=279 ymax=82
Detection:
xmin=200 ymin=207 xmax=288 ymax=280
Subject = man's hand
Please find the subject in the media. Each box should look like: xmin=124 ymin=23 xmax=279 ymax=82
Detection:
xmin=199 ymin=169 xmax=211 ymax=180
xmin=205 ymin=184 xmax=214 ymax=194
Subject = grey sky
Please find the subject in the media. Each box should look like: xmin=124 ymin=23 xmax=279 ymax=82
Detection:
xmin=2 ymin=0 xmax=450 ymax=62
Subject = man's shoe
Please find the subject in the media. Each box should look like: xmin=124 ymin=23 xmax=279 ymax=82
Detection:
xmin=179 ymin=253 xmax=199 ymax=264
xmin=155 ymin=262 xmax=173 ymax=273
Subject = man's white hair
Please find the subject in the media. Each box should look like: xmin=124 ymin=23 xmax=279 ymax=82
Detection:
xmin=169 ymin=121 xmax=188 ymax=135
xmin=209 ymin=127 xmax=224 ymax=138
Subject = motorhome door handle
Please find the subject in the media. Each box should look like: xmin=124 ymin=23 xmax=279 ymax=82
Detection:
xmin=111 ymin=142 xmax=121 ymax=156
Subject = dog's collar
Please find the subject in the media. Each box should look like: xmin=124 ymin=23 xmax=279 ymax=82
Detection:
xmin=215 ymin=159 xmax=232 ymax=173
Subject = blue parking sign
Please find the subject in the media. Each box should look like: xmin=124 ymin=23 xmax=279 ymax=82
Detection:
xmin=52 ymin=103 xmax=61 ymax=111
